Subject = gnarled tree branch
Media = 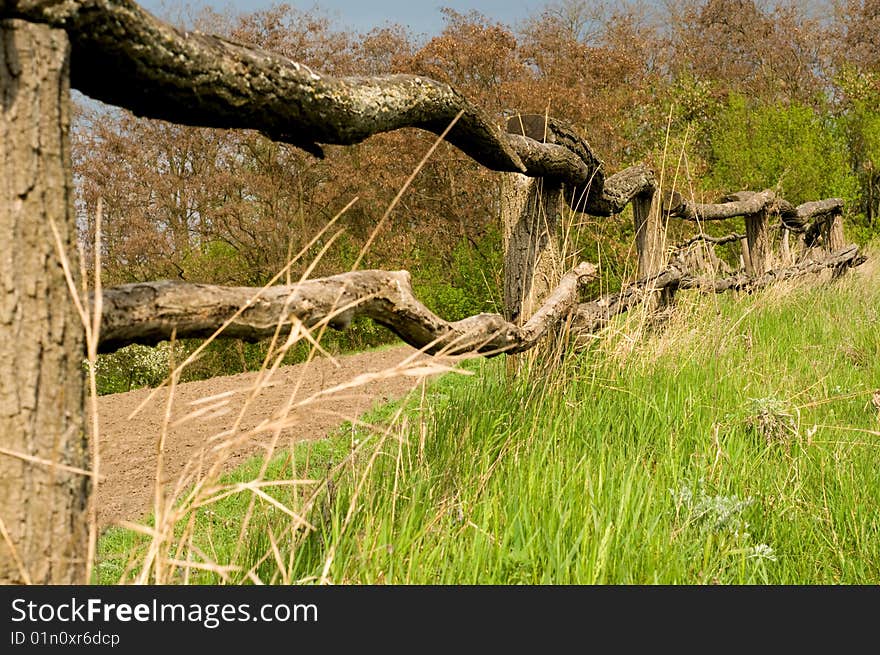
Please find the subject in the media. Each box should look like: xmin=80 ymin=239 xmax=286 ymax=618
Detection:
xmin=7 ymin=2 xmax=841 ymax=230
xmin=98 ymin=263 xmax=598 ymax=356
xmin=780 ymin=198 xmax=844 ymax=248
xmin=2 ymin=3 xmax=664 ymax=218
xmin=507 ymin=133 xmax=592 ymax=184
xmin=2 ymin=0 xmax=526 ymax=173
xmin=505 ymin=114 xmax=608 ymax=210
xmin=585 ymin=164 xmax=657 ymax=216
xmin=689 ymin=244 xmax=864 ymax=293
xmin=782 ymin=198 xmax=844 ymax=231
xmin=670 ymin=192 xmax=847 ymax=234
xmin=670 ymin=190 xmax=779 ymax=221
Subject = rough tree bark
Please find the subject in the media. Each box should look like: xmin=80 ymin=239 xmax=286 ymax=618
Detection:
xmin=2 ymin=1 xmax=854 ymax=238
xmin=782 ymin=198 xmax=843 ymax=232
xmin=633 ymin=189 xmax=664 ymax=279
xmin=823 ymin=212 xmax=845 ymax=254
xmin=0 ymin=20 xmax=88 ymax=584
xmin=673 ymin=233 xmax=742 ymax=277
xmin=98 ymin=265 xmax=599 ymax=356
xmin=501 ymin=116 xmax=567 ymax=325
xmin=744 ymin=208 xmax=772 ymax=275
xmin=586 ymin=165 xmax=656 ymax=217
xmin=780 ymin=228 xmax=793 ymax=266
xmin=3 ymin=0 xmax=531 ymax=172
xmin=501 ymin=175 xmax=564 ymax=324
xmin=739 ymin=236 xmax=752 ymax=274
xmin=632 ymin=186 xmax=673 ymax=307
xmin=670 ymin=190 xmax=778 ymax=222
xmin=675 ymin=232 xmax=745 ymax=250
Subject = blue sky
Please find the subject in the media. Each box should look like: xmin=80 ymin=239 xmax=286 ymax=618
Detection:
xmin=139 ymin=0 xmax=540 ymax=37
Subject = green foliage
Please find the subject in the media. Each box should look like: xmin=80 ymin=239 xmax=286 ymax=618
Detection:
xmin=837 ymin=68 xmax=880 ymax=230
xmin=413 ymin=229 xmax=502 ymax=321
xmin=183 ymin=240 xmax=253 ymax=284
xmin=708 ymin=95 xmax=858 ymax=206
xmin=90 ymin=342 xmax=184 ymax=395
xmin=669 ymin=73 xmax=721 ymax=143
xmin=847 ymin=100 xmax=880 ymax=167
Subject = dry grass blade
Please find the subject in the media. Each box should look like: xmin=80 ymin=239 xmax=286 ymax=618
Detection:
xmin=0 ymin=515 xmax=33 ymax=585
xmin=0 ymin=445 xmax=100 ymax=479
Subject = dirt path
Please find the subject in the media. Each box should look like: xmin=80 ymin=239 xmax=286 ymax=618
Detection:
xmin=95 ymin=345 xmax=436 ymax=529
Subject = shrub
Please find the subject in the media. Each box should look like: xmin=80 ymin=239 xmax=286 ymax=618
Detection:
xmin=91 ymin=342 xmax=185 ymax=395
xmin=708 ymin=95 xmax=858 ymax=206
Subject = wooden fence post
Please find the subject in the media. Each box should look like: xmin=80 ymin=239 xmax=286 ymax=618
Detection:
xmin=633 ymin=187 xmax=671 ymax=306
xmin=501 ymin=116 xmax=564 ymax=326
xmin=780 ymin=227 xmax=793 ymax=266
xmin=0 ymin=21 xmax=89 ymax=584
xmin=633 ymin=189 xmax=664 ymax=279
xmin=745 ymin=209 xmax=771 ymax=275
xmin=740 ymin=236 xmax=753 ymax=275
xmin=501 ymin=175 xmax=563 ymax=325
xmin=822 ymin=211 xmax=845 ymax=254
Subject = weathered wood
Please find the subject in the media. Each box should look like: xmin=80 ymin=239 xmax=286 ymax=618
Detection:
xmin=507 ymin=134 xmax=591 ymax=184
xmin=0 ymin=20 xmax=88 ymax=584
xmin=783 ymin=199 xmax=845 ymax=252
xmin=501 ymin=115 xmax=568 ymax=325
xmin=745 ymin=208 xmax=772 ymax=274
xmin=506 ymin=114 xmax=603 ymax=179
xmin=10 ymin=0 xmax=668 ymax=209
xmin=671 ymin=190 xmax=777 ymax=221
xmin=1 ymin=2 xmax=856 ymax=236
xmin=740 ymin=236 xmax=753 ymax=275
xmin=506 ymin=114 xmax=606 ymax=214
xmin=633 ymin=189 xmax=665 ymax=279
xmin=780 ymin=228 xmax=793 ymax=266
xmin=98 ymin=264 xmax=599 ymax=356
xmin=675 ymin=232 xmax=745 ymax=250
xmin=697 ymin=245 xmax=864 ymax=293
xmin=572 ymin=245 xmax=864 ymax=335
xmin=823 ymin=211 xmax=845 ymax=253
xmin=672 ymin=194 xmax=848 ymax=270
xmin=501 ymin=176 xmax=564 ymax=324
xmin=782 ymin=198 xmax=844 ymax=231
xmin=685 ymin=242 xmax=710 ymax=275
xmin=675 ymin=241 xmax=732 ymax=277
xmin=572 ymin=266 xmax=685 ymax=334
xmin=586 ymin=165 xmax=656 ymax=216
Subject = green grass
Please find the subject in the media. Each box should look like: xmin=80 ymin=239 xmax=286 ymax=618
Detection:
xmin=97 ymin=257 xmax=880 ymax=584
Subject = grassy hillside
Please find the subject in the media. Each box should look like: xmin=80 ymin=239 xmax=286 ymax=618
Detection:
xmin=98 ymin=252 xmax=880 ymax=584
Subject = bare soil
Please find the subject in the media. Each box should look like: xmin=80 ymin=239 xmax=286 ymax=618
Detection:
xmin=94 ymin=345 xmax=434 ymax=529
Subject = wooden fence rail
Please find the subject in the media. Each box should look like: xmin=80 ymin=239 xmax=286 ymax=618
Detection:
xmin=0 ymin=3 xmax=867 ymax=583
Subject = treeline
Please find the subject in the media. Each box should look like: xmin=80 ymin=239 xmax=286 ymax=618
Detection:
xmin=74 ymin=0 xmax=880 ymax=388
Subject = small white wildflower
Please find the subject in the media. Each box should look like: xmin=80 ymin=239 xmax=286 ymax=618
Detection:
xmin=748 ymin=543 xmax=777 ymax=562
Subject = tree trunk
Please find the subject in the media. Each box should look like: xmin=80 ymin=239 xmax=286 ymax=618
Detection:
xmin=633 ymin=190 xmax=664 ymax=279
xmin=822 ymin=212 xmax=845 ymax=254
xmin=0 ymin=20 xmax=88 ymax=584
xmin=745 ymin=210 xmax=771 ymax=275
xmin=633 ymin=188 xmax=670 ymax=305
xmin=501 ymin=174 xmax=563 ymax=325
